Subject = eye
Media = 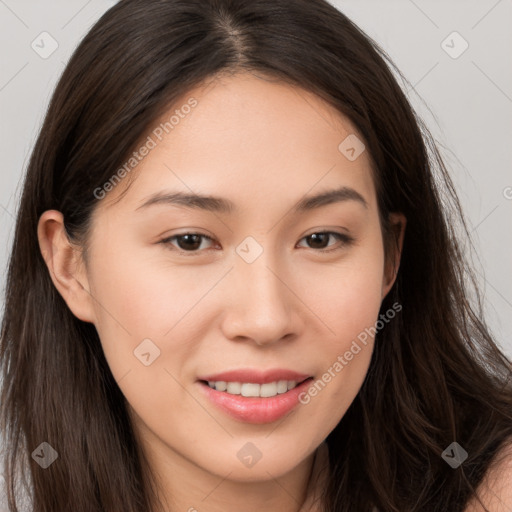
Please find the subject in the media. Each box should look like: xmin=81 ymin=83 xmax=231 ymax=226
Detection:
xmin=160 ymin=233 xmax=216 ymax=254
xmin=297 ymin=231 xmax=354 ymax=252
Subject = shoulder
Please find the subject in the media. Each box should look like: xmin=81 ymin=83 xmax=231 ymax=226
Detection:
xmin=464 ymin=439 xmax=512 ymax=512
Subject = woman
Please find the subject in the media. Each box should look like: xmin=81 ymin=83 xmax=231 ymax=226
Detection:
xmin=1 ymin=0 xmax=511 ymax=511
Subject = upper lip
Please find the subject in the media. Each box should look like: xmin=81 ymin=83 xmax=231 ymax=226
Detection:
xmin=197 ymin=369 xmax=311 ymax=384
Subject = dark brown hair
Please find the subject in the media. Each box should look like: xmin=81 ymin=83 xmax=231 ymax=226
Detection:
xmin=1 ymin=0 xmax=511 ymax=510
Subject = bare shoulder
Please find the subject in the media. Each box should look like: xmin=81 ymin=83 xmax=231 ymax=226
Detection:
xmin=464 ymin=439 xmax=512 ymax=512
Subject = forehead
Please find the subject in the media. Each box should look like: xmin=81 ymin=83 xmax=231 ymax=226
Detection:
xmin=97 ymin=71 xmax=377 ymax=216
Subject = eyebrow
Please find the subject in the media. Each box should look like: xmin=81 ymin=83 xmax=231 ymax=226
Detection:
xmin=135 ymin=186 xmax=368 ymax=214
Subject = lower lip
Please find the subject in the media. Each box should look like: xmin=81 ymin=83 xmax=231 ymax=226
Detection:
xmin=198 ymin=379 xmax=313 ymax=424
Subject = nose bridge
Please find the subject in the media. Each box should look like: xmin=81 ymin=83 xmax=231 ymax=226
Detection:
xmin=222 ymin=240 xmax=298 ymax=344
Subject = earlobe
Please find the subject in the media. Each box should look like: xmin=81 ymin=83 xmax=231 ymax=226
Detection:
xmin=381 ymin=212 xmax=406 ymax=299
xmin=37 ymin=210 xmax=96 ymax=324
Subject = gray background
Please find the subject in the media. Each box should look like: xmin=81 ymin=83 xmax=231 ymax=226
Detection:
xmin=0 ymin=0 xmax=511 ymax=359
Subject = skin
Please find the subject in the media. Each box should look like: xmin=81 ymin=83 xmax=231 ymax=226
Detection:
xmin=38 ymin=71 xmax=406 ymax=512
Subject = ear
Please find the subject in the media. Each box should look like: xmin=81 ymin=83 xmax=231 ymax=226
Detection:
xmin=37 ymin=210 xmax=97 ymax=324
xmin=381 ymin=212 xmax=406 ymax=300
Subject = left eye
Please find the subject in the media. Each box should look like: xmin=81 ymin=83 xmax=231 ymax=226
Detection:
xmin=161 ymin=233 xmax=216 ymax=253
xmin=160 ymin=231 xmax=353 ymax=254
xmin=297 ymin=231 xmax=352 ymax=251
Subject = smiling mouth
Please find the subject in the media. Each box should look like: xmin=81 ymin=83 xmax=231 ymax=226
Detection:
xmin=200 ymin=377 xmax=313 ymax=398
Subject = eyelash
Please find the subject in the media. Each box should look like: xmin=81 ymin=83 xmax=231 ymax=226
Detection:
xmin=159 ymin=230 xmax=354 ymax=256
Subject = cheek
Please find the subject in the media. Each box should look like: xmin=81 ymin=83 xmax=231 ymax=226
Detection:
xmin=85 ymin=249 xmax=206 ymax=431
xmin=88 ymin=233 xmax=203 ymax=327
xmin=85 ymin=239 xmax=226 ymax=387
xmin=300 ymin=240 xmax=385 ymax=341
xmin=295 ymin=240 xmax=385 ymax=429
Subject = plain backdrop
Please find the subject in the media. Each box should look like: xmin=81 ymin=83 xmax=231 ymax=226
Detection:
xmin=0 ymin=0 xmax=511 ymax=364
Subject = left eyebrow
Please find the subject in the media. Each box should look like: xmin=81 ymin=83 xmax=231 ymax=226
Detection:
xmin=135 ymin=185 xmax=368 ymax=214
xmin=292 ymin=186 xmax=368 ymax=213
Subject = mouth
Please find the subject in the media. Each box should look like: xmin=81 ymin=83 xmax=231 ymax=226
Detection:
xmin=196 ymin=371 xmax=315 ymax=424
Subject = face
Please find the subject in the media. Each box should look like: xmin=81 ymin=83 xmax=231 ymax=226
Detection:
xmin=40 ymin=72 xmax=402 ymax=485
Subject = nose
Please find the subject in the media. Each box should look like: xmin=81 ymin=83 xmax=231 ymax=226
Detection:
xmin=219 ymin=251 xmax=302 ymax=346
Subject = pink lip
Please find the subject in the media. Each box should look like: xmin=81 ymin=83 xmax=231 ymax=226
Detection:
xmin=197 ymin=368 xmax=310 ymax=384
xmin=196 ymin=368 xmax=313 ymax=424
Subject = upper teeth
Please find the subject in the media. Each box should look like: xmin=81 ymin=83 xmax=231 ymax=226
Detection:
xmin=207 ymin=380 xmax=298 ymax=398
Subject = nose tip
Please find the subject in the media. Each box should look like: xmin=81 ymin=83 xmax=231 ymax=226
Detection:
xmin=220 ymin=256 xmax=300 ymax=346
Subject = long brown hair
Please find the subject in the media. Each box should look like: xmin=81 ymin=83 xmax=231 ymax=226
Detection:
xmin=1 ymin=0 xmax=511 ymax=510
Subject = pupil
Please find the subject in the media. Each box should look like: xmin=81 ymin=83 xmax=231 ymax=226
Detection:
xmin=308 ymin=233 xmax=328 ymax=249
xmin=179 ymin=234 xmax=201 ymax=251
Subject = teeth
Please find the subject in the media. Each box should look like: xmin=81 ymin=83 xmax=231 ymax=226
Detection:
xmin=241 ymin=383 xmax=260 ymax=397
xmin=226 ymin=382 xmax=241 ymax=394
xmin=206 ymin=379 xmax=300 ymax=398
xmin=214 ymin=381 xmax=227 ymax=391
xmin=260 ymin=382 xmax=278 ymax=398
xmin=276 ymin=380 xmax=288 ymax=393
